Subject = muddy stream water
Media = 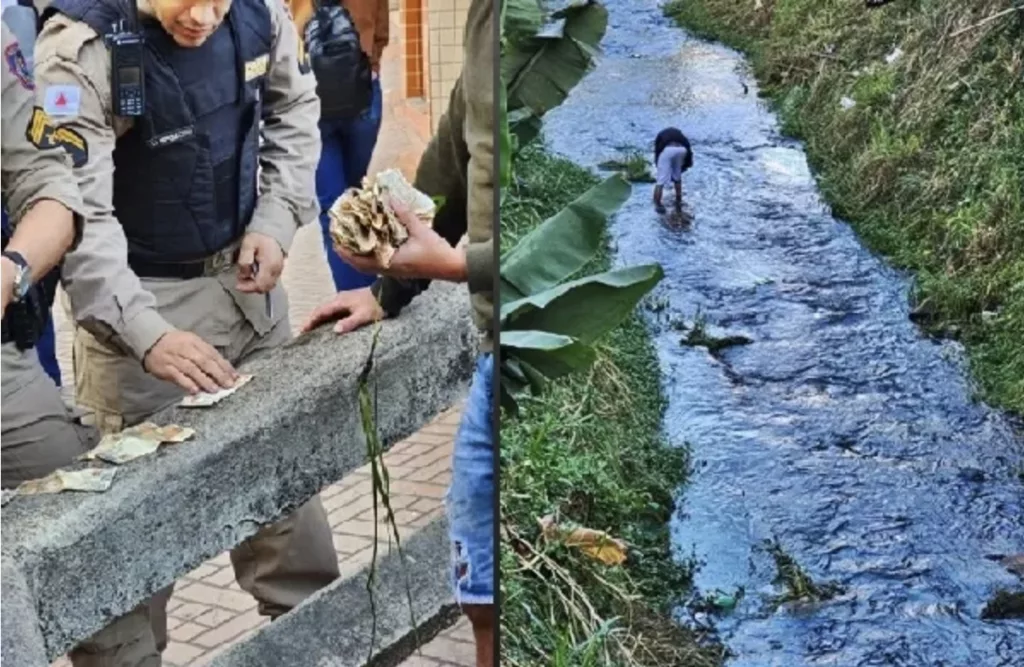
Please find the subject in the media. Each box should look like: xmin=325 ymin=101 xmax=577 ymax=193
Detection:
xmin=541 ymin=1 xmax=1024 ymax=664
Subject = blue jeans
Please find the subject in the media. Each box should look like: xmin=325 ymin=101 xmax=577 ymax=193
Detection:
xmin=316 ymin=78 xmax=384 ymax=292
xmin=1 ymin=208 xmax=60 ymax=386
xmin=447 ymin=353 xmax=495 ymax=605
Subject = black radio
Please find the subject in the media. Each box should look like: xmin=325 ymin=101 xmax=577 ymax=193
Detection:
xmin=105 ymin=20 xmax=145 ymax=117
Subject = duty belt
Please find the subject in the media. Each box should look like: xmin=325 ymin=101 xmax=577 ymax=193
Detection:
xmin=128 ymin=240 xmax=242 ymax=279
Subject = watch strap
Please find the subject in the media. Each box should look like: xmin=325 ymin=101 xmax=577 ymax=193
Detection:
xmin=2 ymin=250 xmax=31 ymax=300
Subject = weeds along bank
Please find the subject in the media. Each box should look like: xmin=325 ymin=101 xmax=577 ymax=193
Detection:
xmin=499 ymin=146 xmax=725 ymax=667
xmin=664 ymin=0 xmax=1024 ymax=415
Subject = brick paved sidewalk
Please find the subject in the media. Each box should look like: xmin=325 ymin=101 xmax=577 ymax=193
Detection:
xmin=49 ymin=7 xmax=473 ymax=665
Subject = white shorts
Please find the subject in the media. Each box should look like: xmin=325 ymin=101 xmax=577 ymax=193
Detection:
xmin=655 ymin=144 xmax=690 ymax=187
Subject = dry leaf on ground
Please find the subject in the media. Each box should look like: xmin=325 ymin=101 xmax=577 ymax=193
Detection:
xmin=179 ymin=374 xmax=253 ymax=408
xmin=328 ymin=168 xmax=436 ymax=268
xmin=538 ymin=514 xmax=629 ymax=566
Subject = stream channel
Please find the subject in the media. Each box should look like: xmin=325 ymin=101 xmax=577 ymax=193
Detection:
xmin=541 ymin=1 xmax=1024 ymax=665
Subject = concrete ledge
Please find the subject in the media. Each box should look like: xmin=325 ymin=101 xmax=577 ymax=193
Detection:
xmin=1 ymin=281 xmax=476 ymax=661
xmin=2 ymin=559 xmax=49 ymax=667
xmin=210 ymin=516 xmax=457 ymax=667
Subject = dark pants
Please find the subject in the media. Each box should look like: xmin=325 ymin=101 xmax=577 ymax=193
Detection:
xmin=316 ymin=78 xmax=384 ymax=292
xmin=1 ymin=208 xmax=61 ymax=386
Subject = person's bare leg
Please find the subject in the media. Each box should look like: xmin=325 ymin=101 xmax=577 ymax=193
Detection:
xmin=464 ymin=604 xmax=494 ymax=667
xmin=653 ymin=184 xmax=666 ymax=213
xmin=674 ymin=180 xmax=683 ymax=210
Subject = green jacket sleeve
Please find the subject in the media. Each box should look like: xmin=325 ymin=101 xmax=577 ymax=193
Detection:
xmin=371 ymin=0 xmax=494 ymax=320
xmin=371 ymin=75 xmax=471 ymax=317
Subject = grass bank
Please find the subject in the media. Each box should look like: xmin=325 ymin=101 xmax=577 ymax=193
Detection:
xmin=499 ymin=145 xmax=725 ymax=666
xmin=664 ymin=0 xmax=1024 ymax=415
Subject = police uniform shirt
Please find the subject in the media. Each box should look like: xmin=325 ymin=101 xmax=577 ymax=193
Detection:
xmin=31 ymin=0 xmax=321 ymax=361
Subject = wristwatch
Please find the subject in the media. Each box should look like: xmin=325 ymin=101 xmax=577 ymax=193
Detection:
xmin=1 ymin=250 xmax=32 ymax=302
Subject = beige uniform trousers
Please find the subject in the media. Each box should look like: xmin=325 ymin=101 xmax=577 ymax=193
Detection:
xmin=67 ymin=271 xmax=339 ymax=667
xmin=1 ymin=342 xmax=98 ymax=486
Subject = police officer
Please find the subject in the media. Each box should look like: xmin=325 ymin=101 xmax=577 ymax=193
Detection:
xmin=302 ymin=0 xmax=496 ymax=662
xmin=2 ymin=0 xmax=96 ymax=488
xmin=32 ymin=0 xmax=339 ymax=663
xmin=1 ymin=0 xmax=65 ymax=386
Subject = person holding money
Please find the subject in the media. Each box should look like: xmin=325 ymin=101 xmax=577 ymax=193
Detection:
xmin=301 ymin=0 xmax=496 ymax=663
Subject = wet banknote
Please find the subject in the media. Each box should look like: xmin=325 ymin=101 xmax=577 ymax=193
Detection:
xmin=82 ymin=422 xmax=196 ymax=465
xmin=179 ymin=374 xmax=254 ymax=408
xmin=17 ymin=468 xmax=118 ymax=496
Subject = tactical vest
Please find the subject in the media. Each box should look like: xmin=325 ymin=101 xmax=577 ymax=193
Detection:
xmin=43 ymin=0 xmax=272 ymax=272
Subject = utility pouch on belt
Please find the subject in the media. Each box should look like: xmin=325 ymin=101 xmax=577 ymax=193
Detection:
xmin=303 ymin=0 xmax=373 ymax=121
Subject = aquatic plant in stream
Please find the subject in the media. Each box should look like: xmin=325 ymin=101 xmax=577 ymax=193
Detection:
xmin=764 ymin=539 xmax=843 ymax=608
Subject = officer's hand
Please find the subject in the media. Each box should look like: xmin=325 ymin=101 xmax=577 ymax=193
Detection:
xmin=143 ymin=331 xmax=239 ymax=394
xmin=334 ymin=203 xmax=467 ymax=283
xmin=236 ymin=232 xmax=284 ymax=294
xmin=300 ymin=287 xmax=384 ymax=335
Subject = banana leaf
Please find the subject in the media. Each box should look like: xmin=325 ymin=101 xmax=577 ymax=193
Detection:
xmin=503 ymin=0 xmax=544 ymax=47
xmin=502 ymin=264 xmax=664 ymax=344
xmin=500 ymin=356 xmax=549 ymax=414
xmin=503 ymin=356 xmax=547 ymax=395
xmin=503 ymin=0 xmax=609 ymax=149
xmin=502 ymin=330 xmax=597 ymax=378
xmin=500 ymin=174 xmax=631 ymax=303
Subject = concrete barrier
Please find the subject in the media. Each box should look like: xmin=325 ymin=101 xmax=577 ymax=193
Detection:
xmin=210 ymin=517 xmax=459 ymax=667
xmin=1 ymin=281 xmax=476 ymax=664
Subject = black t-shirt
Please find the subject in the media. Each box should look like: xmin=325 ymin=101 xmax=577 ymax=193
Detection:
xmin=654 ymin=127 xmax=693 ymax=171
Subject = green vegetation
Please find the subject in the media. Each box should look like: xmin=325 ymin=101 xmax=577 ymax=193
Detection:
xmin=501 ymin=0 xmax=665 ymax=414
xmin=663 ymin=0 xmax=1024 ymax=414
xmin=499 ymin=146 xmax=725 ymax=667
xmin=678 ymin=311 xmax=754 ymax=354
xmin=763 ymin=539 xmax=843 ymax=607
xmin=598 ymin=149 xmax=657 ymax=183
xmin=981 ymin=589 xmax=1024 ymax=619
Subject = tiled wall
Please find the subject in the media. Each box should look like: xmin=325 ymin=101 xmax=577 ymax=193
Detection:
xmin=400 ymin=0 xmax=426 ymax=98
xmin=426 ymin=0 xmax=468 ymax=131
xmin=401 ymin=0 xmax=468 ymax=131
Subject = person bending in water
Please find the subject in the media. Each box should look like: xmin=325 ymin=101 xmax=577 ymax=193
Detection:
xmin=653 ymin=127 xmax=693 ymax=214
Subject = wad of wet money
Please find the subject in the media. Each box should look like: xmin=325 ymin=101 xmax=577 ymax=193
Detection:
xmin=179 ymin=374 xmax=254 ymax=408
xmin=327 ymin=168 xmax=437 ymax=269
xmin=81 ymin=422 xmax=196 ymax=465
xmin=16 ymin=468 xmax=118 ymax=496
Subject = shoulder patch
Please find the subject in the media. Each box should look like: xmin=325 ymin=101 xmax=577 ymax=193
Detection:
xmin=42 ymin=84 xmax=81 ymax=116
xmin=4 ymin=41 xmax=33 ymax=90
xmin=25 ymin=106 xmax=89 ymax=167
